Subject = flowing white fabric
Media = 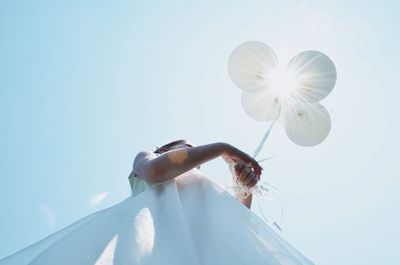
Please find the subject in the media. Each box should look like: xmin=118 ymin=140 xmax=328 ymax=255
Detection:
xmin=0 ymin=168 xmax=314 ymax=265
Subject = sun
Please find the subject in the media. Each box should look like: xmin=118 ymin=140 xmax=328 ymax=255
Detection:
xmin=267 ymin=65 xmax=299 ymax=102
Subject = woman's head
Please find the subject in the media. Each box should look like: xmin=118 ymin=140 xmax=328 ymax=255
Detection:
xmin=153 ymin=139 xmax=195 ymax=154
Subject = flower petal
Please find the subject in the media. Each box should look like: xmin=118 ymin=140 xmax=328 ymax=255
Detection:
xmin=282 ymin=101 xmax=331 ymax=146
xmin=288 ymin=51 xmax=337 ymax=102
xmin=228 ymin=41 xmax=278 ymax=92
xmin=241 ymin=90 xmax=281 ymax=121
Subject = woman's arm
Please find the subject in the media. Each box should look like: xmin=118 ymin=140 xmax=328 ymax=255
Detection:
xmin=134 ymin=142 xmax=262 ymax=184
xmin=133 ymin=142 xmax=225 ymax=183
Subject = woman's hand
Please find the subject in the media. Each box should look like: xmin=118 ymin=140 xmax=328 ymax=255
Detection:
xmin=233 ymin=160 xmax=259 ymax=188
xmin=221 ymin=143 xmax=263 ymax=180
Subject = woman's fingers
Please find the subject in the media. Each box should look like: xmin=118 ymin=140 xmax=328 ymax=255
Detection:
xmin=249 ymin=160 xmax=262 ymax=180
xmin=251 ymin=159 xmax=262 ymax=178
xmin=234 ymin=160 xmax=245 ymax=173
xmin=247 ymin=176 xmax=258 ymax=188
xmin=238 ymin=167 xmax=251 ymax=183
xmin=241 ymin=159 xmax=262 ymax=180
xmin=234 ymin=162 xmax=247 ymax=181
xmin=245 ymin=170 xmax=258 ymax=188
xmin=239 ymin=153 xmax=262 ymax=179
xmin=224 ymin=144 xmax=263 ymax=180
xmin=235 ymin=162 xmax=259 ymax=188
xmin=244 ymin=170 xmax=257 ymax=186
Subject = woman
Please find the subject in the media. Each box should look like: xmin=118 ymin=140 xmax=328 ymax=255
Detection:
xmin=133 ymin=140 xmax=262 ymax=209
xmin=0 ymin=140 xmax=315 ymax=265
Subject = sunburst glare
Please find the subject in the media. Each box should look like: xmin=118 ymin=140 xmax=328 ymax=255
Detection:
xmin=267 ymin=65 xmax=299 ymax=103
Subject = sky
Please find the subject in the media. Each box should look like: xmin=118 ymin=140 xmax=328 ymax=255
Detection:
xmin=0 ymin=0 xmax=399 ymax=264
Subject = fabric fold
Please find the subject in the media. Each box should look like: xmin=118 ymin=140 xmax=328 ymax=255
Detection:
xmin=0 ymin=169 xmax=315 ymax=265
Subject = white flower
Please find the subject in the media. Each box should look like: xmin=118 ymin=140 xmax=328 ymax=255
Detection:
xmin=228 ymin=41 xmax=337 ymax=146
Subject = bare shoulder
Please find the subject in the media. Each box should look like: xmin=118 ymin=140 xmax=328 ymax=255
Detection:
xmin=134 ymin=150 xmax=156 ymax=161
xmin=133 ymin=150 xmax=158 ymax=180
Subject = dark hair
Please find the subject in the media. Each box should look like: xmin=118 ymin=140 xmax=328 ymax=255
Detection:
xmin=153 ymin=139 xmax=194 ymax=154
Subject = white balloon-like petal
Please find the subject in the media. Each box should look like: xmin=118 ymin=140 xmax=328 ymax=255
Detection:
xmin=241 ymin=90 xmax=281 ymax=121
xmin=282 ymin=102 xmax=331 ymax=146
xmin=288 ymin=51 xmax=337 ymax=102
xmin=228 ymin=41 xmax=278 ymax=92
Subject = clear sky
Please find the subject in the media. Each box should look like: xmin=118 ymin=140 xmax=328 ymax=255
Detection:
xmin=0 ymin=0 xmax=399 ymax=264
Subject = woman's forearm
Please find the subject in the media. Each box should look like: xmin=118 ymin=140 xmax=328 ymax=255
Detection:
xmin=148 ymin=142 xmax=228 ymax=183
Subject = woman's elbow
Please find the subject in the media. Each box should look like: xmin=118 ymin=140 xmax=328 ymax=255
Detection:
xmin=145 ymin=162 xmax=169 ymax=184
xmin=147 ymin=169 xmax=160 ymax=184
xmin=147 ymin=164 xmax=179 ymax=184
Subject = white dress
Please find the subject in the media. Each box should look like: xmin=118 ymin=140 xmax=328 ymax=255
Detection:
xmin=0 ymin=168 xmax=315 ymax=265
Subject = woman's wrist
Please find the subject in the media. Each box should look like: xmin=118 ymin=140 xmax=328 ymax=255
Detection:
xmin=219 ymin=142 xmax=234 ymax=160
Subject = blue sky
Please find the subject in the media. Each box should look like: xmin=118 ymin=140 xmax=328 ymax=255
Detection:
xmin=1 ymin=0 xmax=399 ymax=264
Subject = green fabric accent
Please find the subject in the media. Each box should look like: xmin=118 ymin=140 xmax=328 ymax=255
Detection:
xmin=128 ymin=173 xmax=152 ymax=197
